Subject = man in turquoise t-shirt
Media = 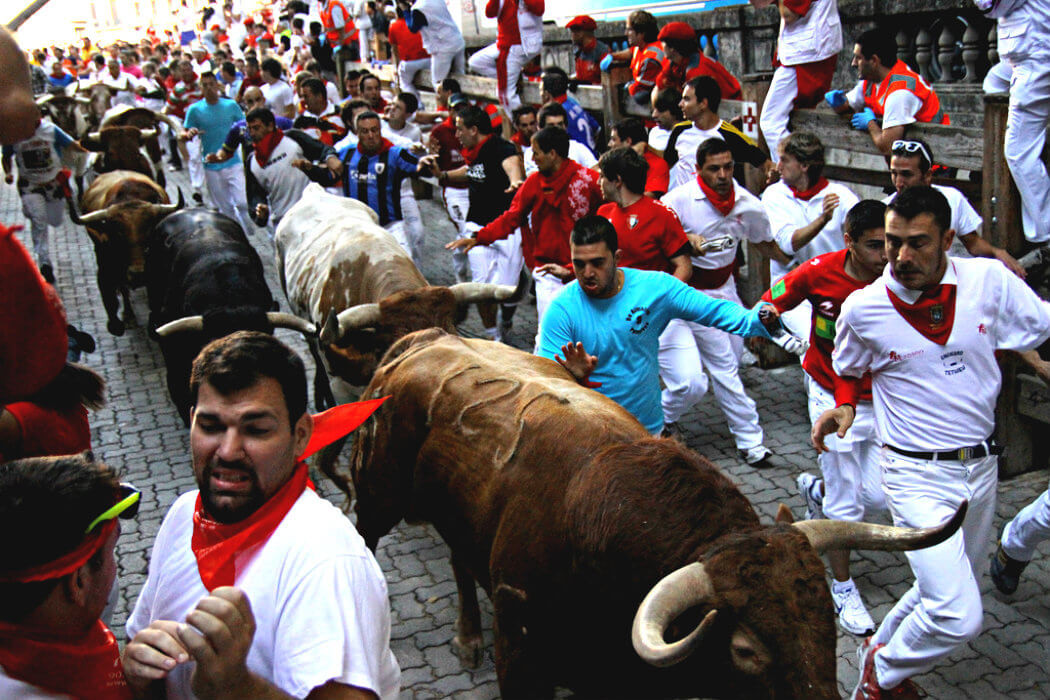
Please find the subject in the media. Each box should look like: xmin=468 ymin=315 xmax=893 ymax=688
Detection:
xmin=538 ymin=215 xmax=781 ymax=434
xmin=182 ymin=71 xmax=254 ymax=234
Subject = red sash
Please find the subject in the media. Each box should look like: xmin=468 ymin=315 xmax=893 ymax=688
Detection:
xmin=191 ymin=398 xmax=388 ymax=590
xmin=689 ymin=262 xmax=736 ymax=290
xmin=460 ymin=134 xmax=493 ymax=166
xmin=0 ymin=619 xmax=132 ymax=700
xmin=254 ymin=128 xmax=284 ymax=166
xmin=887 ymin=284 xmax=956 ymax=345
xmin=788 ymin=176 xmax=829 ymax=201
xmin=697 ymin=176 xmax=736 ymax=217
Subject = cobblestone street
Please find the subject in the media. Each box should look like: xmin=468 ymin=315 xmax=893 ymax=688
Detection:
xmin=5 ymin=164 xmax=1050 ymax=699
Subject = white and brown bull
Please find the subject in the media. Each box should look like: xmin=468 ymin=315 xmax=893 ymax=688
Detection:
xmin=68 ymin=170 xmax=183 ymax=335
xmin=348 ymin=328 xmax=967 ymax=699
xmin=275 ymin=184 xmax=521 ymax=401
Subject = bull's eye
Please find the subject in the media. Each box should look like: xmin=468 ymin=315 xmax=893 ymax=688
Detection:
xmin=732 ymin=643 xmax=755 ymax=658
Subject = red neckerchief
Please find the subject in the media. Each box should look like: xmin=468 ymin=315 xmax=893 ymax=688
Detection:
xmin=0 ymin=619 xmax=132 ymax=700
xmin=697 ymin=176 xmax=736 ymax=217
xmin=460 ymin=134 xmax=493 ymax=165
xmin=540 ymin=159 xmax=579 ymax=207
xmin=886 ymin=283 xmax=957 ymax=345
xmin=190 ymin=398 xmax=387 ymax=590
xmin=788 ymin=176 xmax=829 ymax=201
xmin=254 ymin=128 xmax=284 ymax=166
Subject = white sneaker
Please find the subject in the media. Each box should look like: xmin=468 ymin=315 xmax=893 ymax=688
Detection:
xmin=832 ymin=580 xmax=876 ymax=636
xmin=739 ymin=444 xmax=773 ymax=467
xmin=796 ymin=472 xmax=825 ymax=520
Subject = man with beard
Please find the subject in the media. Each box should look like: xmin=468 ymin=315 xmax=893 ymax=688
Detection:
xmin=538 ymin=215 xmax=782 ymax=435
xmin=123 ymin=331 xmax=400 ymax=700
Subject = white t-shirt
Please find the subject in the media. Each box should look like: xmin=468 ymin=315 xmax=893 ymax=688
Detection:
xmin=522 ymin=138 xmax=597 ymax=176
xmin=261 ymin=80 xmax=296 ymax=116
xmin=127 ymin=489 xmax=400 ymax=700
xmin=250 ymin=135 xmax=312 ymax=223
xmin=845 ymin=81 xmax=923 ymax=129
xmin=648 ymin=125 xmax=671 ymax=153
xmin=383 ymin=119 xmax=422 ymax=144
xmin=667 ymin=122 xmax=723 ymax=189
xmin=883 ymin=184 xmax=982 ymax=258
xmin=763 ymin=180 xmax=860 ymax=280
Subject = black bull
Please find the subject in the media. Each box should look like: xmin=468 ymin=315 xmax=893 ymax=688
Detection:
xmin=146 ymin=209 xmax=319 ymax=423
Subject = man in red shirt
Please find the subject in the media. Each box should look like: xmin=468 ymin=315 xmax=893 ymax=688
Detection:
xmin=566 ymin=15 xmax=609 ymax=86
xmin=446 ymin=125 xmax=601 ymax=346
xmin=388 ymin=14 xmax=430 ymax=97
xmin=761 ymin=199 xmax=888 ymax=637
xmin=468 ymin=0 xmax=544 ymax=110
xmin=608 ymin=117 xmax=670 ymax=198
xmin=655 ymin=21 xmax=741 ymax=100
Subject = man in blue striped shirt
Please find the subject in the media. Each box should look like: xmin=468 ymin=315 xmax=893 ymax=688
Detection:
xmin=339 ymin=110 xmax=430 ymax=264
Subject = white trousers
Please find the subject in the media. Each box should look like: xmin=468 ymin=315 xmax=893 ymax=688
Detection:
xmin=20 ymin=192 xmax=64 ymax=268
xmin=204 ymin=165 xmax=254 ymax=236
xmin=443 ymin=187 xmax=471 ymax=282
xmin=659 ymin=280 xmax=763 ymax=450
xmin=468 ymin=42 xmax=536 ymax=111
xmin=468 ymin=227 xmax=523 ymax=288
xmin=1004 ymin=58 xmax=1050 ymax=243
xmin=398 ymin=57 xmax=432 ymax=96
xmin=804 ymin=375 xmax=885 ymax=520
xmin=871 ymin=449 xmax=997 ymax=689
xmin=760 ymin=64 xmax=799 ymax=164
xmin=533 ymin=267 xmax=568 ymax=350
xmin=431 ymin=50 xmax=465 ymax=88
xmin=1001 ymin=482 xmax=1050 ymax=561
xmin=401 ymin=179 xmax=423 ymax=263
xmin=659 ymin=319 xmax=709 ymax=426
xmin=384 ymin=219 xmax=420 ymax=266
xmin=187 ymin=138 xmax=205 ymax=191
xmin=359 ymin=27 xmax=375 ymax=62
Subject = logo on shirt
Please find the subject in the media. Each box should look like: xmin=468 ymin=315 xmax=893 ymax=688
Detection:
xmin=374 ymin=162 xmax=386 ymax=175
xmin=942 ymin=350 xmax=966 ymax=376
xmin=629 ymin=214 xmax=638 ymax=229
xmin=626 ymin=306 xmax=651 ymax=334
xmin=887 ymin=349 xmax=924 ymax=363
xmin=930 ymin=304 xmax=944 ymax=326
xmin=978 ymin=323 xmax=987 ymax=335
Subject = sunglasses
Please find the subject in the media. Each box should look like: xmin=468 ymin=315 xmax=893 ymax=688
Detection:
xmin=891 ymin=140 xmax=932 ymax=167
xmin=85 ymin=483 xmax=141 ymax=534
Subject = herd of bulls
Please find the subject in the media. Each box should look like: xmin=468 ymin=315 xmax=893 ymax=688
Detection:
xmin=63 ymin=134 xmax=964 ymax=696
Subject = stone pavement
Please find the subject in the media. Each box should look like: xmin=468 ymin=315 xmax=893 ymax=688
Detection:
xmin=4 ymin=163 xmax=1050 ymax=699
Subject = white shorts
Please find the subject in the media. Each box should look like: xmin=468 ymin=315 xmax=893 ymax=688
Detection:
xmin=466 ymin=223 xmax=523 ymax=288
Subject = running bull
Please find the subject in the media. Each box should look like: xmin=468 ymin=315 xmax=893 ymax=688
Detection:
xmin=68 ymin=170 xmax=183 ymax=335
xmin=349 ymin=329 xmax=967 ymax=700
xmin=147 ymin=208 xmax=318 ymax=423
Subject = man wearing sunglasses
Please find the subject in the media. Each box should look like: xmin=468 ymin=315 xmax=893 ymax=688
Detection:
xmin=0 ymin=452 xmax=138 ymax=698
xmin=124 ymin=332 xmax=400 ymax=699
xmin=882 ymin=138 xmax=1024 ymax=277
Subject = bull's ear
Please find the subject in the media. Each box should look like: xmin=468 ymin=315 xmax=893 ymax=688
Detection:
xmin=775 ymin=503 xmax=795 ymax=524
xmin=80 ymin=134 xmax=104 ymax=151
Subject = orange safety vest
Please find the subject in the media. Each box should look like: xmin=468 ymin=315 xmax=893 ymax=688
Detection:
xmin=628 ymin=41 xmax=665 ymax=96
xmin=320 ymin=0 xmax=358 ymax=48
xmin=862 ymin=60 xmax=949 ymax=125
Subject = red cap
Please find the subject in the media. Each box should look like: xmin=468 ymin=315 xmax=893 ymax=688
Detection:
xmin=566 ymin=15 xmax=597 ymax=31
xmin=658 ymin=21 xmax=696 ymax=42
xmin=260 ymin=32 xmax=275 ymax=42
xmin=0 ymin=224 xmax=68 ymax=402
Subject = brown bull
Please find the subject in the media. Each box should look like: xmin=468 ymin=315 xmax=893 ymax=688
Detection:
xmin=82 ymin=125 xmax=160 ymax=185
xmin=69 ymin=170 xmax=182 ymax=335
xmin=96 ymin=106 xmax=182 ymax=187
xmin=348 ymin=329 xmax=966 ymax=699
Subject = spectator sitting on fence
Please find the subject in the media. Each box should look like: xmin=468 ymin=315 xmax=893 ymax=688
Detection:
xmin=540 ymin=65 xmax=599 ymax=156
xmin=566 ymin=15 xmax=609 ymax=86
xmin=654 ymin=22 xmax=741 ymax=101
xmin=600 ymin=10 xmax=664 ymax=116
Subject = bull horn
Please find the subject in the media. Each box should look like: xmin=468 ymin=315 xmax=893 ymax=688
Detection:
xmin=447 ymin=282 xmax=518 ymax=305
xmin=75 ymin=96 xmax=91 ymax=104
xmin=159 ymin=113 xmax=184 ymax=133
xmin=139 ymin=128 xmax=157 ymax=140
xmin=321 ymin=304 xmax=383 ymax=344
xmin=632 ymin=562 xmax=718 ymax=668
xmin=87 ymin=131 xmax=100 ymax=141
xmin=69 ymin=206 xmax=113 ymax=225
xmin=36 ymin=94 xmax=53 ymax=106
xmin=155 ymin=316 xmax=204 ymax=336
xmin=266 ymin=312 xmax=316 ymax=336
xmin=150 ymin=188 xmax=185 ymax=216
xmin=793 ymin=500 xmax=968 ymax=555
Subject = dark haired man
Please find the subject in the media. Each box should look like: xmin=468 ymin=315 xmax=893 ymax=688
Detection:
xmin=510 ymin=104 xmax=538 ymax=149
xmin=447 ymin=125 xmax=602 ymax=347
xmin=540 ymin=65 xmax=599 ymax=155
xmin=661 ymin=137 xmax=789 ymax=465
xmin=358 ymin=72 xmax=386 ymax=112
xmin=665 ymin=75 xmax=771 ymax=189
xmin=826 ymin=29 xmax=949 ymax=155
xmin=654 ymin=21 xmax=741 ymax=100
xmin=523 ymin=101 xmax=597 ymax=174
xmin=124 ymin=331 xmax=400 ymax=699
xmin=608 ymin=117 xmax=669 ymax=197
xmin=383 ymin=92 xmax=421 ymax=143
xmin=881 ymin=138 xmax=1022 ymax=276
xmin=813 ymin=187 xmax=1050 ymax=700
xmin=601 ymin=10 xmax=663 ymax=113
xmin=761 ymin=199 xmax=887 ymax=637
xmin=538 ymin=215 xmax=781 ymax=434
xmin=294 ymin=76 xmax=347 ymax=146
xmin=0 ymin=453 xmax=136 ymax=697
xmin=648 ymin=87 xmax=682 ymax=153
xmin=428 ymin=104 xmax=523 ymax=339
xmin=260 ymin=57 xmax=296 ymax=119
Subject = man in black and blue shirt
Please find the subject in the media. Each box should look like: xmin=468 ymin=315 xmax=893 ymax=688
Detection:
xmin=339 ymin=110 xmax=429 ymax=264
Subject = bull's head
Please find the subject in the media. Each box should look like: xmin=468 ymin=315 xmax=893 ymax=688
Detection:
xmin=319 ymin=282 xmax=520 ymax=385
xmin=82 ymin=125 xmax=157 ymax=155
xmin=632 ymin=504 xmax=966 ymax=699
xmin=68 ymin=190 xmax=184 ymax=283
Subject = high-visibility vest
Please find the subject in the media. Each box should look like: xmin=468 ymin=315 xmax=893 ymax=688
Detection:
xmin=320 ymin=0 xmax=358 ymax=48
xmin=862 ymin=60 xmax=949 ymax=125
xmin=628 ymin=41 xmax=665 ymax=96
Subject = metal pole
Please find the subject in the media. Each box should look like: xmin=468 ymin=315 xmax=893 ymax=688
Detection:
xmin=7 ymin=0 xmax=53 ymax=31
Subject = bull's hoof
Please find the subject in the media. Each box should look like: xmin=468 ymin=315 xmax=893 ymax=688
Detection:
xmin=452 ymin=634 xmax=484 ymax=668
xmin=107 ymin=319 xmax=126 ymax=336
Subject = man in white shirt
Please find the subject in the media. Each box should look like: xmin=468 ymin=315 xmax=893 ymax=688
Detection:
xmin=761 ymin=131 xmax=859 ymax=337
xmin=259 ymin=57 xmax=296 ymax=119
xmin=660 ymin=137 xmax=790 ymax=466
xmin=123 ymin=331 xmax=401 ymax=700
xmin=522 ymin=101 xmax=596 ymax=175
xmin=814 ymin=186 xmax=1050 ymax=700
xmin=383 ymin=92 xmax=423 ymax=143
xmin=881 ymin=137 xmax=1023 ymax=276
xmin=100 ymin=58 xmax=138 ymax=107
